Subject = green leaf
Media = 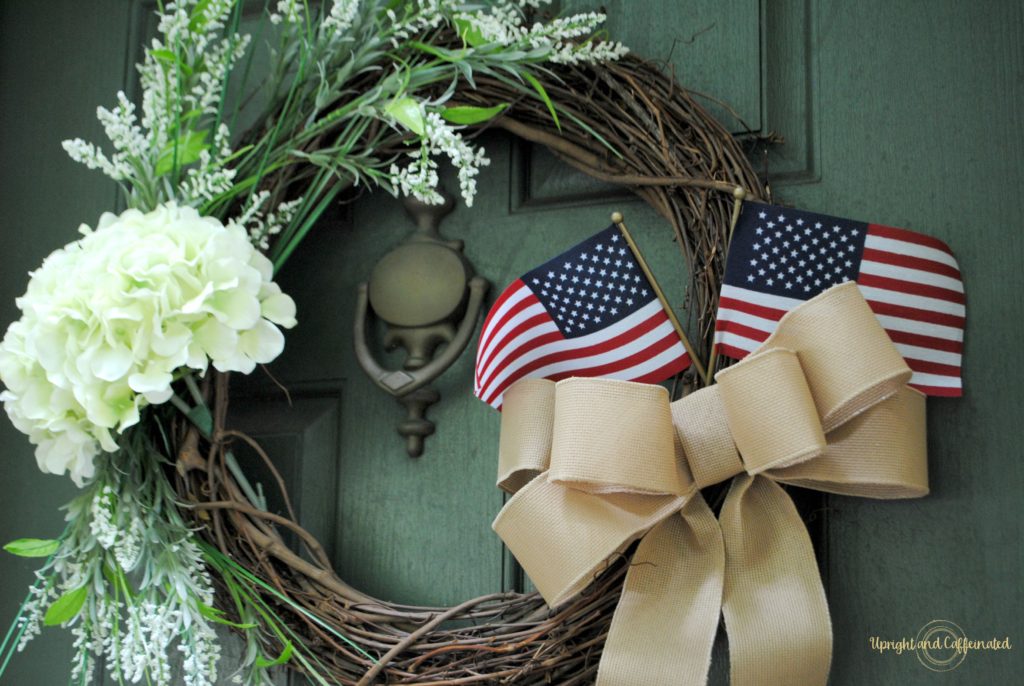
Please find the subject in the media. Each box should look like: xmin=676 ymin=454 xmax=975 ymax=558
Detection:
xmin=441 ymin=104 xmax=509 ymax=125
xmin=197 ymin=602 xmax=258 ymax=629
xmin=149 ymin=49 xmax=193 ymax=77
xmin=408 ymin=41 xmax=463 ymax=62
xmin=44 ymin=587 xmax=87 ymax=626
xmin=383 ymin=97 xmax=425 ymax=136
xmin=452 ymin=17 xmax=489 ymax=47
xmin=3 ymin=538 xmax=59 ymax=558
xmin=189 ymin=0 xmax=213 ymax=32
xmin=255 ymin=641 xmax=295 ymax=668
xmin=187 ymin=405 xmax=214 ymax=438
xmin=523 ymin=72 xmax=560 ymax=131
xmin=155 ymin=129 xmax=210 ymax=176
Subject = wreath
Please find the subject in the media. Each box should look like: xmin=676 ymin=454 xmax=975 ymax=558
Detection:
xmin=0 ymin=2 xmax=793 ymax=684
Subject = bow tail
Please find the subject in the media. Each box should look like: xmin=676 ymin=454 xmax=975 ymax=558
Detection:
xmin=720 ymin=475 xmax=832 ymax=686
xmin=598 ymin=494 xmax=724 ymax=686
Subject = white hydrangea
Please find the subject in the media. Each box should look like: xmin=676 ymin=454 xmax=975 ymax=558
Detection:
xmin=0 ymin=203 xmax=297 ymax=486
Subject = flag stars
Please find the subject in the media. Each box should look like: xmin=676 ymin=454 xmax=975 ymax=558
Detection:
xmin=756 ymin=227 xmax=764 ymax=235
xmin=796 ymin=218 xmax=804 ymax=226
xmin=759 ymin=211 xmax=767 ymax=219
xmin=610 ymin=308 xmax=619 ymax=315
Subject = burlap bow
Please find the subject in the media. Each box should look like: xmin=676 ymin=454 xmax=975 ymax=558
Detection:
xmin=492 ymin=282 xmax=929 ymax=685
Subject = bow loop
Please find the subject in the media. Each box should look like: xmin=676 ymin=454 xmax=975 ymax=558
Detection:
xmin=549 ymin=378 xmax=690 ymax=496
xmin=762 ymin=281 xmax=912 ymax=431
xmin=717 ymin=348 xmax=826 ymax=474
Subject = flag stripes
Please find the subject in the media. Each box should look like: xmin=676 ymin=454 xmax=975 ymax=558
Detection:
xmin=715 ymin=218 xmax=964 ymax=397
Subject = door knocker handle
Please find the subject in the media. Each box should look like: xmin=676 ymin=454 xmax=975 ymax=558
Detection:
xmin=352 ymin=191 xmax=490 ymax=457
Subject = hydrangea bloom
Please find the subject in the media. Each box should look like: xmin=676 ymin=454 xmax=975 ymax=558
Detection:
xmin=0 ymin=203 xmax=297 ymax=485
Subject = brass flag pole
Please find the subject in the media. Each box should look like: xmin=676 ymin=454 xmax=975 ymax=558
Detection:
xmin=612 ymin=211 xmax=710 ymax=386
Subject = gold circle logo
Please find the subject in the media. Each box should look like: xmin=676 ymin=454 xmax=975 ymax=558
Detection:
xmin=915 ymin=619 xmax=968 ymax=672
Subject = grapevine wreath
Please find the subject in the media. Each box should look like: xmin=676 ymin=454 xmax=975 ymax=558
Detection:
xmin=0 ymin=2 xmax=770 ymax=684
xmin=175 ymin=55 xmax=762 ymax=684
xmin=175 ymin=49 xmax=767 ymax=686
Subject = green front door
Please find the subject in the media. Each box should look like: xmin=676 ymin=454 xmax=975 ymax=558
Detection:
xmin=1 ymin=2 xmax=1020 ymax=685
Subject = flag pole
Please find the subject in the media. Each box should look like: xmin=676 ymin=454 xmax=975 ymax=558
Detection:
xmin=612 ymin=212 xmax=710 ymax=386
xmin=707 ymin=186 xmax=748 ymax=378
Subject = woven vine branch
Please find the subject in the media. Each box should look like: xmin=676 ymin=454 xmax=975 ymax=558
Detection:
xmin=175 ymin=50 xmax=765 ymax=685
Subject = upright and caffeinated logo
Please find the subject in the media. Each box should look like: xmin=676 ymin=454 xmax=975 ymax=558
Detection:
xmin=869 ymin=620 xmax=1012 ymax=672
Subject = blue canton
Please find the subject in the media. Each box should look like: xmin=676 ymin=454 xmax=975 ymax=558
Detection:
xmin=724 ymin=202 xmax=870 ymax=300
xmin=523 ymin=225 xmax=656 ymax=339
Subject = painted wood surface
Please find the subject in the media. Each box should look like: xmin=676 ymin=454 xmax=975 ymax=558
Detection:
xmin=0 ymin=2 xmax=1021 ymax=685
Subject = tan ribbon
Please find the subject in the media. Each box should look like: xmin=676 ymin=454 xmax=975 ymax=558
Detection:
xmin=492 ymin=282 xmax=929 ymax=685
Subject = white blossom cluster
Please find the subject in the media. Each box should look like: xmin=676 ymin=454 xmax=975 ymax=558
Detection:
xmin=455 ymin=0 xmax=628 ymax=64
xmin=0 ymin=203 xmax=297 ymax=485
xmin=389 ymin=110 xmax=490 ymax=207
xmin=322 ymin=0 xmax=361 ymax=35
xmin=63 ymin=0 xmax=251 ymax=221
xmin=269 ymin=0 xmax=303 ymax=25
xmin=232 ymin=192 xmax=306 ymax=251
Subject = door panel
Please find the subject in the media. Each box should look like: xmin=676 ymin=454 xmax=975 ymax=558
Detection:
xmin=786 ymin=2 xmax=1023 ymax=683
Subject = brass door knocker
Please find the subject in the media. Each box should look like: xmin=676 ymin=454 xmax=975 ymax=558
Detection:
xmin=353 ymin=190 xmax=489 ymax=456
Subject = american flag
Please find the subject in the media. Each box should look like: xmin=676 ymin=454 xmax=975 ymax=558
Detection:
xmin=714 ymin=201 xmax=965 ymax=396
xmin=474 ymin=224 xmax=691 ymax=408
